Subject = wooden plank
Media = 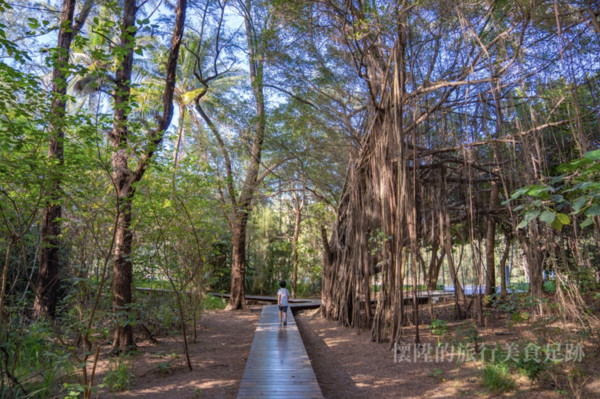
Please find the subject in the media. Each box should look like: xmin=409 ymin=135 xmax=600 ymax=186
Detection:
xmin=237 ymin=305 xmax=323 ymax=399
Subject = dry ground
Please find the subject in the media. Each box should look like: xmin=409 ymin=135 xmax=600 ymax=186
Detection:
xmin=94 ymin=309 xmax=260 ymax=399
xmin=295 ymin=308 xmax=599 ymax=399
xmin=93 ymin=305 xmax=599 ymax=399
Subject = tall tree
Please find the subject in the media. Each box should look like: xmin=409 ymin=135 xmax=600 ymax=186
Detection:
xmin=34 ymin=0 xmax=92 ymax=319
xmin=193 ymin=0 xmax=273 ymax=309
xmin=309 ymin=0 xmax=600 ymax=340
xmin=110 ymin=0 xmax=186 ymax=350
xmin=222 ymin=0 xmax=268 ymax=309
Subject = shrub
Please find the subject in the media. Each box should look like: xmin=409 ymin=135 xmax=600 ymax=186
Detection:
xmin=100 ymin=355 xmax=134 ymax=392
xmin=431 ymin=319 xmax=448 ymax=347
xmin=480 ymin=363 xmax=516 ymax=393
xmin=0 ymin=319 xmax=72 ymax=398
xmin=543 ymin=279 xmax=556 ymax=293
xmin=203 ymin=295 xmax=226 ymax=310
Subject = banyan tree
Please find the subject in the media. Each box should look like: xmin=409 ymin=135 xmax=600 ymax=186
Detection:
xmin=317 ymin=0 xmax=600 ymax=343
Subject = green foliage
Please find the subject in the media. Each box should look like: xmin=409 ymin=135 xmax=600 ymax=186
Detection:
xmin=63 ymin=383 xmax=92 ymax=399
xmin=0 ymin=2 xmax=595 ymax=397
xmin=431 ymin=319 xmax=448 ymax=347
xmin=515 ymin=354 xmax=548 ymax=381
xmin=100 ymin=354 xmax=134 ymax=392
xmin=428 ymin=367 xmax=444 ymax=380
xmin=203 ymin=295 xmax=226 ymax=310
xmin=245 ymin=199 xmax=328 ymax=296
xmin=507 ymin=149 xmax=600 ymax=231
xmin=136 ymin=279 xmax=172 ymax=291
xmin=563 ymin=265 xmax=600 ymax=293
xmin=543 ymin=279 xmax=556 ymax=293
xmin=509 ymin=311 xmax=530 ymax=325
xmin=136 ymin=293 xmax=181 ymax=336
xmin=508 ymin=282 xmax=529 ymax=292
xmin=0 ymin=320 xmax=73 ymax=398
xmin=480 ymin=363 xmax=516 ymax=393
xmin=493 ymin=293 xmax=548 ymax=327
xmin=0 ymin=36 xmax=49 ymax=239
xmin=455 ymin=321 xmax=482 ymax=350
xmin=368 ymin=228 xmax=391 ymax=257
xmin=483 ymin=341 xmax=561 ymax=383
xmin=294 ymin=280 xmax=320 ymax=297
xmin=247 ymin=206 xmax=293 ymax=294
xmin=157 ymin=361 xmax=173 ymax=375
xmin=0 ymin=2 xmax=30 ymax=64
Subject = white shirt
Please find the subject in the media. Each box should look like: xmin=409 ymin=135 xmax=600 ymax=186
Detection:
xmin=277 ymin=287 xmax=290 ymax=306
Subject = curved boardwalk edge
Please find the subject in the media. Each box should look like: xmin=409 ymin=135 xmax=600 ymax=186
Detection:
xmin=237 ymin=305 xmax=324 ymax=399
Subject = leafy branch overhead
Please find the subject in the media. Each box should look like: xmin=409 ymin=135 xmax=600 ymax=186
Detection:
xmin=507 ymin=149 xmax=600 ymax=231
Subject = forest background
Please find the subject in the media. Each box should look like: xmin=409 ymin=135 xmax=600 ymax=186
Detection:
xmin=1 ymin=0 xmax=600 ymax=397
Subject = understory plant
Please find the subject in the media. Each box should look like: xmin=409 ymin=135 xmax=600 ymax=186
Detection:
xmin=100 ymin=353 xmax=134 ymax=392
xmin=480 ymin=362 xmax=516 ymax=393
xmin=0 ymin=319 xmax=73 ymax=398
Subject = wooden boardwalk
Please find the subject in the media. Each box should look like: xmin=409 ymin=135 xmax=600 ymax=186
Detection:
xmin=209 ymin=292 xmax=321 ymax=309
xmin=237 ymin=305 xmax=323 ymax=399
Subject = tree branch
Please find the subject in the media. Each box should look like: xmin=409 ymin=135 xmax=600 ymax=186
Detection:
xmin=132 ymin=0 xmax=187 ymax=185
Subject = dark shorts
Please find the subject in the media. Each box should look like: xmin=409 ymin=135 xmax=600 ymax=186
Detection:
xmin=279 ymin=305 xmax=288 ymax=312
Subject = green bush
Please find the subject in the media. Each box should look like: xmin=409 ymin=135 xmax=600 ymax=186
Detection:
xmin=480 ymin=342 xmax=553 ymax=382
xmin=516 ymin=355 xmax=547 ymax=381
xmin=100 ymin=355 xmax=134 ymax=392
xmin=135 ymin=291 xmax=185 ymax=336
xmin=203 ymin=295 xmax=226 ymax=310
xmin=543 ymin=279 xmax=556 ymax=293
xmin=480 ymin=363 xmax=516 ymax=393
xmin=0 ymin=319 xmax=73 ymax=398
xmin=454 ymin=321 xmax=482 ymax=350
xmin=294 ymin=281 xmax=319 ymax=297
xmin=508 ymin=282 xmax=530 ymax=292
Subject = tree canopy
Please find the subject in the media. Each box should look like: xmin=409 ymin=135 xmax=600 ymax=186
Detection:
xmin=1 ymin=0 xmax=600 ymax=396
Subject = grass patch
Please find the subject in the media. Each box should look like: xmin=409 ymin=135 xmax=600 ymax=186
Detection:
xmin=480 ymin=363 xmax=516 ymax=393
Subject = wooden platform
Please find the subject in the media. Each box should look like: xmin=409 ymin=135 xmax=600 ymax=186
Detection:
xmin=209 ymin=292 xmax=321 ymax=310
xmin=237 ymin=305 xmax=323 ymax=399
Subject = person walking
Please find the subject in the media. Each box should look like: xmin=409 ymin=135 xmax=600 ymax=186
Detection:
xmin=277 ymin=281 xmax=290 ymax=326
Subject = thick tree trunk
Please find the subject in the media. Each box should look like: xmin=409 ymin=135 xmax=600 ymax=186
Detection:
xmin=109 ymin=0 xmax=137 ymax=350
xmin=34 ymin=0 xmax=77 ymax=319
xmin=485 ymin=181 xmax=499 ymax=295
xmin=427 ymin=250 xmax=445 ymax=291
xmin=426 ymin=243 xmax=444 ymax=291
xmin=108 ymin=0 xmax=186 ymax=349
xmin=112 ymin=196 xmax=135 ymax=350
xmin=36 ymin=203 xmax=62 ymax=318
